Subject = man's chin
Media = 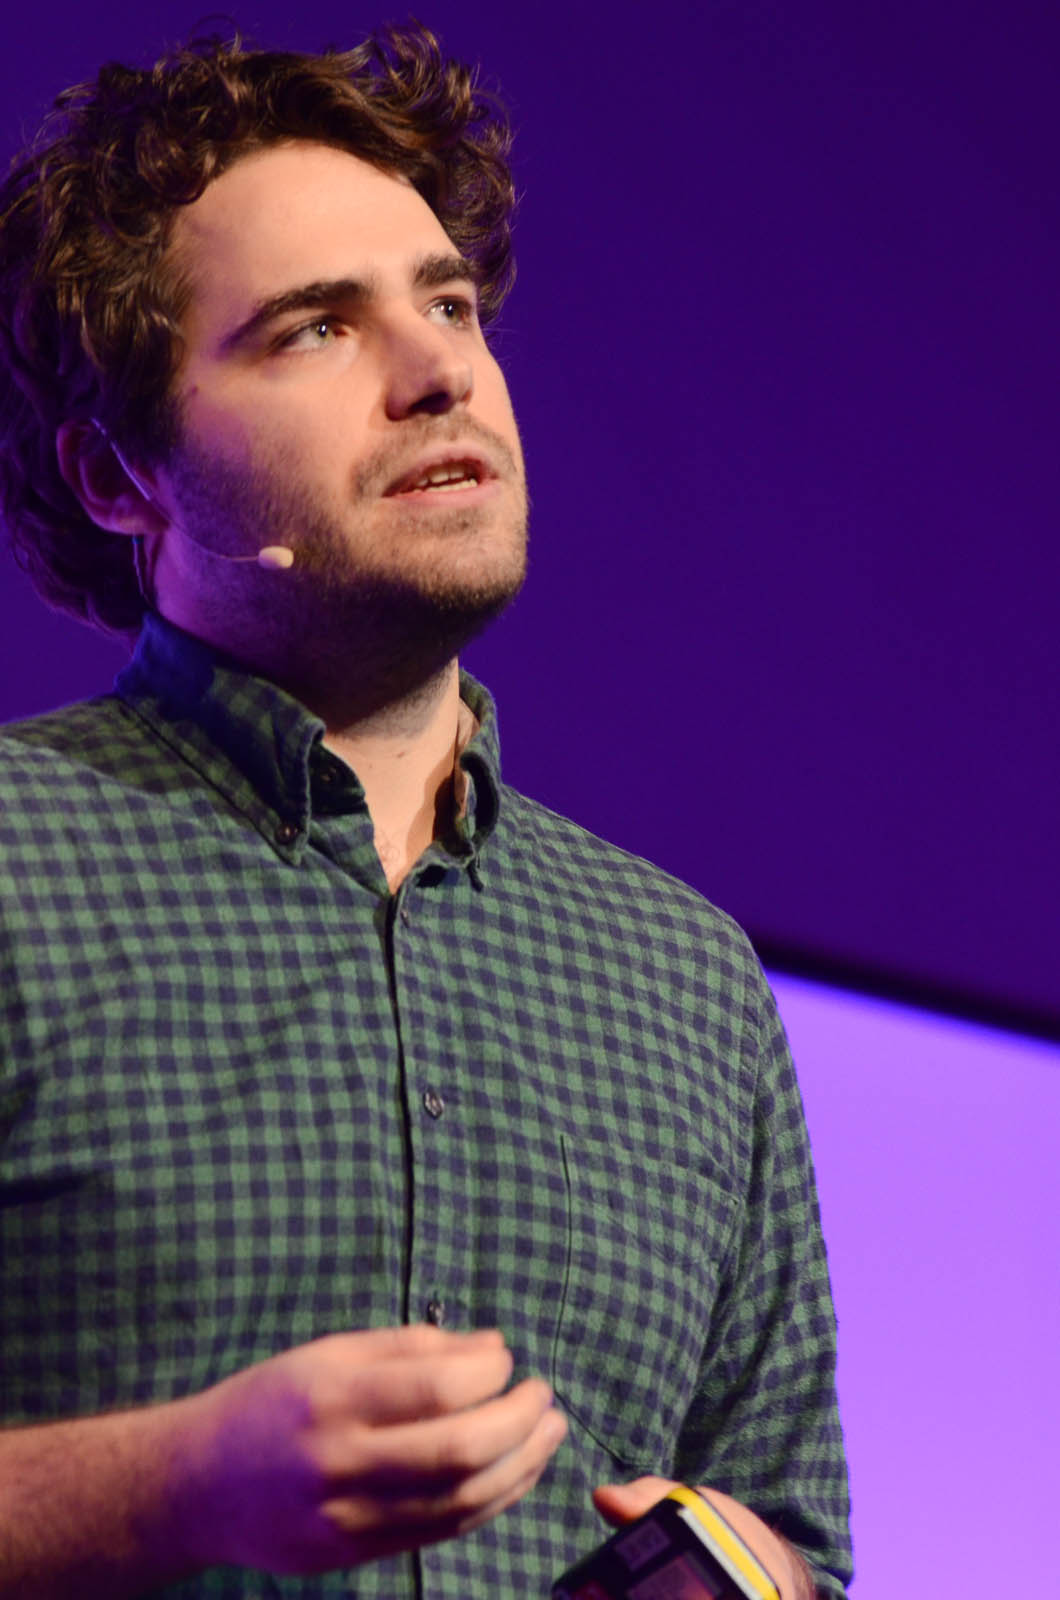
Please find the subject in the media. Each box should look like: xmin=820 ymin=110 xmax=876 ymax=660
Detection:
xmin=295 ymin=574 xmax=519 ymax=716
xmin=406 ymin=567 xmax=526 ymax=653
xmin=321 ymin=533 xmax=527 ymax=631
xmin=308 ymin=556 xmax=524 ymax=671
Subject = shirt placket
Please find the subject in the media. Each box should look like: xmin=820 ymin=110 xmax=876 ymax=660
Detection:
xmin=386 ymin=858 xmax=473 ymax=1337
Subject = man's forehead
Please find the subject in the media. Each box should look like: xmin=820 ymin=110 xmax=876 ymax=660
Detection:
xmin=169 ymin=140 xmax=448 ymax=313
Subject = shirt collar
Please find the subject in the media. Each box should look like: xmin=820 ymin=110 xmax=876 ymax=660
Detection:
xmin=115 ymin=612 xmax=502 ymax=862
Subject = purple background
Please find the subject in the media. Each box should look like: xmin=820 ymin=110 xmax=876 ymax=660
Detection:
xmin=772 ymin=973 xmax=1060 ymax=1600
xmin=2 ymin=6 xmax=1058 ymax=1593
xmin=1 ymin=0 xmax=1057 ymax=1029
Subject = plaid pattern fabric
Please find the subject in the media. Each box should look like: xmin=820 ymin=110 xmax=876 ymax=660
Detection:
xmin=0 ymin=614 xmax=851 ymax=1598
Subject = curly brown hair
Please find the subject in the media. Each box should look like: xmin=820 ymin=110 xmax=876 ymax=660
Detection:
xmin=0 ymin=26 xmax=516 ymax=635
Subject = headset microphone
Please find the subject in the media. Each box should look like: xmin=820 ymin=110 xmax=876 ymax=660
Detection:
xmin=250 ymin=545 xmax=296 ymax=570
xmin=93 ymin=422 xmax=295 ymax=571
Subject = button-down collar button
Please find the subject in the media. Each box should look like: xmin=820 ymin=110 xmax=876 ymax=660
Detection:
xmin=422 ymin=1089 xmax=444 ymax=1119
xmin=275 ymin=821 xmax=299 ymax=846
xmin=426 ymin=1299 xmax=446 ymax=1326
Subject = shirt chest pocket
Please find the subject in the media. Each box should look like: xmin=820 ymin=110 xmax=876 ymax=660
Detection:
xmin=549 ymin=1136 xmax=739 ymax=1474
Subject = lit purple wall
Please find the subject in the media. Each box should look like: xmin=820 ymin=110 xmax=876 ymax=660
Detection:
xmin=771 ymin=973 xmax=1060 ymax=1598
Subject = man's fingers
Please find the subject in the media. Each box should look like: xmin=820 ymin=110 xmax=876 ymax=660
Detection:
xmin=330 ymin=1339 xmax=515 ymax=1428
xmin=189 ymin=1329 xmax=557 ymax=1578
xmin=284 ymin=1325 xmax=510 ymax=1429
xmin=443 ymin=1396 xmax=568 ymax=1525
xmin=593 ymin=1476 xmax=677 ymax=1526
xmin=345 ymin=1377 xmax=560 ymax=1487
xmin=309 ymin=1376 xmax=558 ymax=1491
xmin=384 ymin=1406 xmax=567 ymax=1547
xmin=316 ymin=1324 xmax=504 ymax=1371
xmin=319 ymin=1391 xmax=568 ymax=1560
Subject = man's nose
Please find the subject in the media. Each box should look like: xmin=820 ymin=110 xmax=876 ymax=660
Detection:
xmin=383 ymin=314 xmax=474 ymax=420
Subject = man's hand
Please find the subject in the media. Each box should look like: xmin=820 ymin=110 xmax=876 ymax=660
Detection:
xmin=0 ymin=1324 xmax=567 ymax=1597
xmin=179 ymin=1324 xmax=567 ymax=1573
xmin=593 ymin=1477 xmax=817 ymax=1600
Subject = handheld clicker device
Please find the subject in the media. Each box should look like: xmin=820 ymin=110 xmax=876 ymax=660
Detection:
xmin=551 ymin=1486 xmax=781 ymax=1600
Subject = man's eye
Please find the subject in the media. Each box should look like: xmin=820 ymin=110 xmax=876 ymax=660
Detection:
xmin=429 ymin=296 xmax=476 ymax=327
xmin=278 ymin=318 xmax=342 ymax=351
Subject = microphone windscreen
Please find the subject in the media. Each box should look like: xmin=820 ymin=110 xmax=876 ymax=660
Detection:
xmin=257 ymin=546 xmax=295 ymax=570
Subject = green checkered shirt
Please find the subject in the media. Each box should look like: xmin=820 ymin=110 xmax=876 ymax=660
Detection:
xmin=0 ymin=614 xmax=851 ymax=1597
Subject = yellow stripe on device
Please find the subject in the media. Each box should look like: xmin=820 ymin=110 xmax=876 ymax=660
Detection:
xmin=551 ymin=1485 xmax=783 ymax=1600
xmin=669 ymin=1486 xmax=781 ymax=1600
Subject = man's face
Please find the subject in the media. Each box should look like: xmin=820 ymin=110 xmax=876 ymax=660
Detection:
xmin=149 ymin=140 xmax=527 ymax=684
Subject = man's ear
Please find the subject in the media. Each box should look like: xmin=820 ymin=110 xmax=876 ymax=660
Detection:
xmin=55 ymin=420 xmax=169 ymax=537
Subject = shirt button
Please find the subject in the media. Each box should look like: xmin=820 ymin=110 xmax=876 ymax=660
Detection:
xmin=422 ymin=1089 xmax=445 ymax=1119
xmin=400 ymin=907 xmax=411 ymax=926
xmin=426 ymin=1299 xmax=446 ymax=1326
xmin=275 ymin=821 xmax=299 ymax=845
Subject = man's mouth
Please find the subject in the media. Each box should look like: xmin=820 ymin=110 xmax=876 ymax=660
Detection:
xmin=406 ymin=462 xmax=481 ymax=493
xmin=385 ymin=454 xmax=492 ymax=497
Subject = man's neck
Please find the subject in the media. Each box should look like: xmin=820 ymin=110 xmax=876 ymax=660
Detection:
xmin=321 ymin=660 xmax=463 ymax=892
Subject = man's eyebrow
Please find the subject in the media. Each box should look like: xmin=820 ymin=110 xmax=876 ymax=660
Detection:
xmin=411 ymin=251 xmax=479 ymax=291
xmin=220 ymin=254 xmax=478 ymax=352
xmin=220 ymin=277 xmax=372 ymax=351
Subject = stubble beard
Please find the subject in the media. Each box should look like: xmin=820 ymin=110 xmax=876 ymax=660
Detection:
xmin=164 ymin=420 xmax=528 ymax=710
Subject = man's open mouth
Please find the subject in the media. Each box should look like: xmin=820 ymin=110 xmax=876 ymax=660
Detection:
xmin=405 ymin=462 xmax=481 ymax=492
xmin=386 ymin=453 xmax=491 ymax=496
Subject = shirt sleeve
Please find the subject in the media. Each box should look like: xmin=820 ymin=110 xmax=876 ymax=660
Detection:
xmin=674 ymin=960 xmax=853 ymax=1598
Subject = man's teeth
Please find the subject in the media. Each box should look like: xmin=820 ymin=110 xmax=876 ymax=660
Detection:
xmin=409 ymin=464 xmax=480 ymax=491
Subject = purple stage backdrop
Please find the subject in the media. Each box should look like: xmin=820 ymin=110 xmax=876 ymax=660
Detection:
xmin=771 ymin=972 xmax=1059 ymax=1600
xmin=1 ymin=0 xmax=1057 ymax=1031
xmin=1 ymin=3 xmax=1057 ymax=1594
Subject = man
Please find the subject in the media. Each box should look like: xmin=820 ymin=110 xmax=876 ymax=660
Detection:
xmin=0 ymin=27 xmax=852 ymax=1599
